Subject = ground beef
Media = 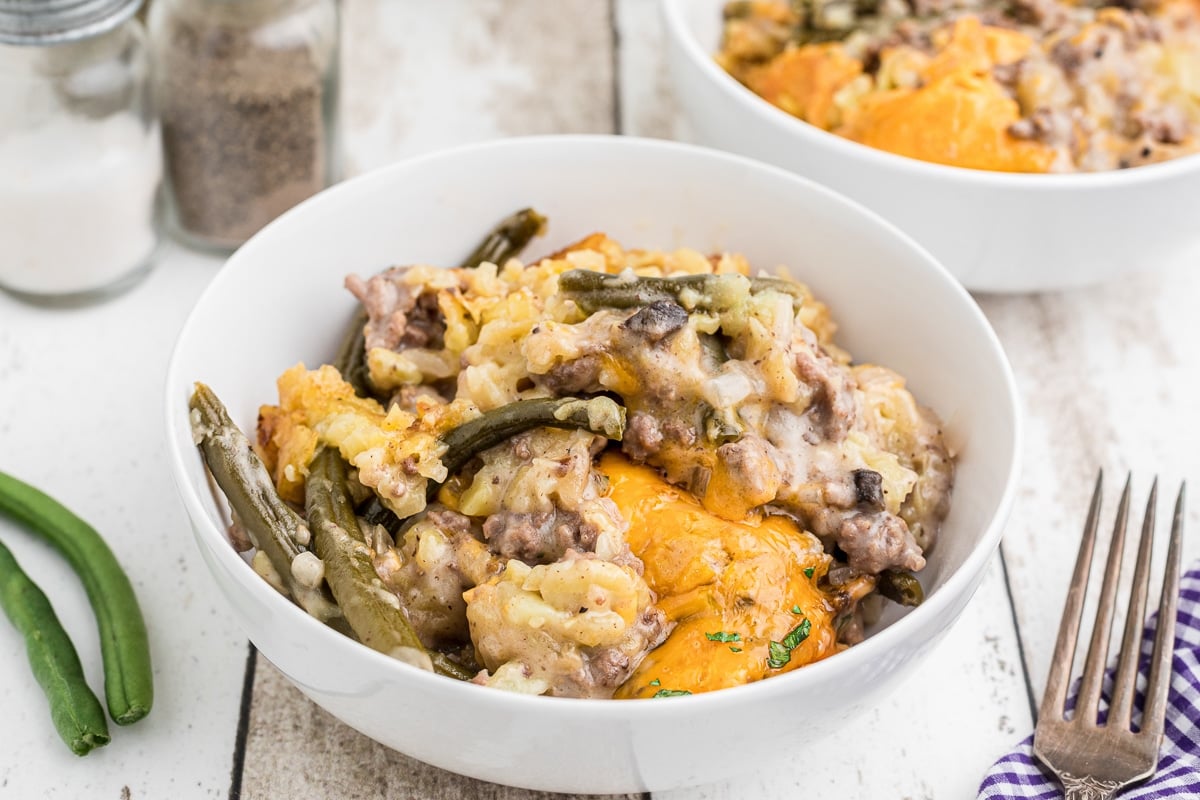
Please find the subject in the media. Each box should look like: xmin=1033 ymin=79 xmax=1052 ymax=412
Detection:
xmin=535 ymin=353 xmax=605 ymax=394
xmin=837 ymin=513 xmax=926 ymax=574
xmin=346 ymin=268 xmax=416 ymax=351
xmin=622 ymin=409 xmax=701 ymax=470
xmin=1008 ymin=0 xmax=1073 ymax=28
xmin=908 ymin=0 xmax=971 ymax=18
xmin=578 ymin=606 xmax=670 ymax=691
xmin=1007 ymin=107 xmax=1076 ymax=150
xmin=661 ymin=417 xmax=697 ymax=447
xmin=1117 ymin=0 xmax=1163 ymax=12
xmin=345 ymin=267 xmax=446 ymax=352
xmin=794 ymin=344 xmax=856 ymax=442
xmin=858 ymin=19 xmax=944 ymax=73
xmin=482 ymin=509 xmax=600 ymax=565
xmin=623 ymin=411 xmax=664 ymax=462
xmin=398 ymin=291 xmax=446 ymax=350
xmin=1135 ymin=105 xmax=1189 ymax=144
xmin=799 ymin=501 xmax=925 ymax=573
xmin=991 ymin=59 xmax=1021 ymax=88
xmin=425 ymin=507 xmax=475 ymax=537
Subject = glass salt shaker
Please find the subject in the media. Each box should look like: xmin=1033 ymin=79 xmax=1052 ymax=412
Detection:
xmin=148 ymin=0 xmax=340 ymax=253
xmin=0 ymin=0 xmax=162 ymax=305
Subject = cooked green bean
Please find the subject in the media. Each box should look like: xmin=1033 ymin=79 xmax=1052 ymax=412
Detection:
xmin=306 ymin=448 xmax=468 ymax=680
xmin=702 ymin=405 xmax=743 ymax=445
xmin=189 ymin=383 xmax=344 ymax=628
xmin=333 ymin=308 xmax=370 ymax=397
xmin=335 ymin=306 xmax=390 ymax=526
xmin=877 ymin=569 xmax=924 ymax=607
xmin=435 ymin=397 xmax=626 ymax=497
xmin=363 ymin=397 xmax=626 ymax=522
xmin=0 ymin=471 xmax=152 ymax=726
xmin=558 ymin=269 xmax=803 ymax=315
xmin=358 ymin=496 xmax=402 ymax=536
xmin=460 ymin=208 xmax=547 ymax=269
xmin=0 ymin=538 xmax=110 ymax=755
xmin=430 ymin=651 xmax=476 ymax=681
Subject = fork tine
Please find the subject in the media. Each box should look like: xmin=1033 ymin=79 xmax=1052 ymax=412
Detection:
xmin=1109 ymin=478 xmax=1158 ymax=730
xmin=1076 ymin=474 xmax=1132 ymax=723
xmin=1039 ymin=471 xmax=1104 ymax=721
xmin=1143 ymin=483 xmax=1185 ymax=736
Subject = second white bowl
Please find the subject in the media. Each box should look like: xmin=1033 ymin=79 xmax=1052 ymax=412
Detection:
xmin=662 ymin=0 xmax=1200 ymax=293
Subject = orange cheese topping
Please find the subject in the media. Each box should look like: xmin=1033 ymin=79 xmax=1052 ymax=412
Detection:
xmin=600 ymin=453 xmax=840 ymax=698
xmin=743 ymin=43 xmax=864 ymax=130
xmin=841 ymin=19 xmax=1056 ymax=171
xmin=842 ymin=69 xmax=1058 ymax=172
xmin=742 ymin=17 xmax=1059 ymax=172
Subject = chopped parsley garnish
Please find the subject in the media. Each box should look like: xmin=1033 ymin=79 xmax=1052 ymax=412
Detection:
xmin=782 ymin=618 xmax=812 ymax=650
xmin=767 ymin=641 xmax=792 ymax=669
xmin=649 ymin=678 xmax=661 ymax=687
xmin=803 ymin=567 xmax=815 ymax=579
xmin=653 ymin=689 xmax=692 ymax=698
xmin=705 ymin=631 xmax=741 ymax=643
xmin=790 ymin=605 xmax=803 ymax=615
xmin=729 ymin=646 xmax=743 ymax=653
xmin=767 ymin=618 xmax=813 ymax=669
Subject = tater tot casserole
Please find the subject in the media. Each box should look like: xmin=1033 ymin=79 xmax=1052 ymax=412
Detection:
xmin=191 ymin=215 xmax=955 ymax=700
xmin=718 ymin=0 xmax=1200 ymax=171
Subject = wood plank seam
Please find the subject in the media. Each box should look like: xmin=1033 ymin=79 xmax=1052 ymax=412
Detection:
xmin=228 ymin=643 xmax=259 ymax=800
xmin=609 ymin=0 xmax=624 ymax=134
xmin=999 ymin=544 xmax=1040 ymax=723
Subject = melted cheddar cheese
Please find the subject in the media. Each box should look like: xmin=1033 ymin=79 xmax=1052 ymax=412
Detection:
xmin=600 ymin=453 xmax=841 ymax=698
xmin=723 ymin=0 xmax=1200 ymax=172
xmin=742 ymin=18 xmax=1056 ymax=172
xmin=839 ymin=19 xmax=1056 ymax=172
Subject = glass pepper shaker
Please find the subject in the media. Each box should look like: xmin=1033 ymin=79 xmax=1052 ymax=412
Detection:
xmin=0 ymin=0 xmax=162 ymax=305
xmin=148 ymin=0 xmax=340 ymax=253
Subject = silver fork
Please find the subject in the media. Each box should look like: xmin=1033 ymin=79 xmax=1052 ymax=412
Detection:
xmin=1032 ymin=474 xmax=1186 ymax=800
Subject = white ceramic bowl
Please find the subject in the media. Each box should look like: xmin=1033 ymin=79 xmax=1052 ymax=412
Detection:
xmin=165 ymin=136 xmax=1020 ymax=793
xmin=662 ymin=0 xmax=1200 ymax=293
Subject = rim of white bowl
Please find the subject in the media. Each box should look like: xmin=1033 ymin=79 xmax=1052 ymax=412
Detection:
xmin=165 ymin=134 xmax=1022 ymax=720
xmin=660 ymin=0 xmax=1200 ymax=188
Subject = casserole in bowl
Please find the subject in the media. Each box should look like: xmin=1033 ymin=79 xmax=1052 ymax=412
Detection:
xmin=165 ymin=136 xmax=1020 ymax=792
xmin=663 ymin=0 xmax=1200 ymax=292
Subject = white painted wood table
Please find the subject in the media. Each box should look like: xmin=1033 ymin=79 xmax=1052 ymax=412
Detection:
xmin=2 ymin=1 xmax=1197 ymax=798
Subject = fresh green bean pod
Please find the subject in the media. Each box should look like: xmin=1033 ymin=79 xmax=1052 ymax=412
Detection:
xmin=189 ymin=383 xmax=344 ymax=628
xmin=877 ymin=569 xmax=924 ymax=607
xmin=0 ymin=471 xmax=152 ymax=726
xmin=435 ymin=396 xmax=627 ymax=497
xmin=0 ymin=538 xmax=110 ymax=754
xmin=460 ymin=208 xmax=547 ymax=269
xmin=558 ymin=269 xmax=803 ymax=315
xmin=306 ymin=448 xmax=468 ymax=680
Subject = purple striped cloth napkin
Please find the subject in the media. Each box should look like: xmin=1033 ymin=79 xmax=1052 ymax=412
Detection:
xmin=978 ymin=563 xmax=1200 ymax=798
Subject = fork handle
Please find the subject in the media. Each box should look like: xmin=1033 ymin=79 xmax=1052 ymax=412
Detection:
xmin=1060 ymin=772 xmax=1122 ymax=800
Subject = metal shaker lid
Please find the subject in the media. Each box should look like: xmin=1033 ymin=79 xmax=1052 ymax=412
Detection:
xmin=0 ymin=0 xmax=144 ymax=45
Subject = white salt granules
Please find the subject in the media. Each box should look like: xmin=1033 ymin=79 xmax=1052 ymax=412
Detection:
xmin=0 ymin=113 xmax=161 ymax=297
